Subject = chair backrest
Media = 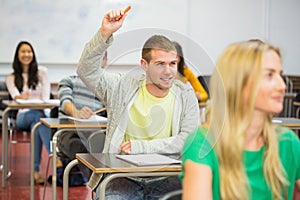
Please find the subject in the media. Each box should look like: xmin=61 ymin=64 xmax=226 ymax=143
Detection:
xmin=87 ymin=129 xmax=106 ymax=153
xmin=198 ymin=75 xmax=210 ymax=97
xmin=159 ymin=190 xmax=182 ymax=200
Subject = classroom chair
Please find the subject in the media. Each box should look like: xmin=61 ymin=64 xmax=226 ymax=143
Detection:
xmin=62 ymin=129 xmax=106 ymax=200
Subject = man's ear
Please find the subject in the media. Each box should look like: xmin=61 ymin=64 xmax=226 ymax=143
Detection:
xmin=140 ymin=59 xmax=148 ymax=71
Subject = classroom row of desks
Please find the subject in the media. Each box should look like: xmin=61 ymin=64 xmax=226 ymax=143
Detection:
xmin=1 ymin=100 xmax=300 ymax=200
xmin=0 ymin=100 xmax=106 ymax=200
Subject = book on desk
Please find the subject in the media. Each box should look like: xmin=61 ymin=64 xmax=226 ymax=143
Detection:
xmin=61 ymin=115 xmax=107 ymax=124
xmin=16 ymin=98 xmax=60 ymax=105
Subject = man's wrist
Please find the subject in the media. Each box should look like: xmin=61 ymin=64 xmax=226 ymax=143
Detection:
xmin=100 ymin=27 xmax=112 ymax=43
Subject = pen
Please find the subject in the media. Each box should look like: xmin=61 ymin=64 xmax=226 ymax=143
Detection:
xmin=94 ymin=108 xmax=106 ymax=114
xmin=116 ymin=5 xmax=131 ymax=20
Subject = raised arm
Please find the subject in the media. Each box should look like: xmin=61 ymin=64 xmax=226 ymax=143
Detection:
xmin=100 ymin=9 xmax=127 ymax=43
xmin=76 ymin=9 xmax=128 ymax=103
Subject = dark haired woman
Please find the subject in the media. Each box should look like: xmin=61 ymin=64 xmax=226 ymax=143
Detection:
xmin=6 ymin=41 xmax=51 ymax=184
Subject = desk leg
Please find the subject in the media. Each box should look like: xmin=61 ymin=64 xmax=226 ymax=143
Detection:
xmin=63 ymin=159 xmax=79 ymax=200
xmin=2 ymin=107 xmax=11 ymax=188
xmin=98 ymin=172 xmax=180 ymax=200
xmin=30 ymin=121 xmax=42 ymax=200
xmin=52 ymin=129 xmax=68 ymax=200
xmin=52 ymin=132 xmax=58 ymax=200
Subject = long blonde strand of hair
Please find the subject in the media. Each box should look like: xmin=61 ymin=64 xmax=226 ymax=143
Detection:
xmin=263 ymin=115 xmax=289 ymax=199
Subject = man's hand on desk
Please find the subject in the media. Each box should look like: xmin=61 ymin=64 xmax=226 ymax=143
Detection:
xmin=118 ymin=141 xmax=131 ymax=154
xmin=73 ymin=106 xmax=94 ymax=119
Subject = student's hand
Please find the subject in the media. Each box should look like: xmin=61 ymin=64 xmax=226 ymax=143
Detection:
xmin=73 ymin=106 xmax=94 ymax=119
xmin=16 ymin=90 xmax=30 ymax=100
xmin=118 ymin=141 xmax=131 ymax=154
xmin=100 ymin=9 xmax=127 ymax=42
xmin=195 ymin=92 xmax=201 ymax=101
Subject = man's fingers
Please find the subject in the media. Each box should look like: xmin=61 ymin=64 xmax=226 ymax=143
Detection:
xmin=107 ymin=10 xmax=123 ymax=21
xmin=119 ymin=141 xmax=131 ymax=154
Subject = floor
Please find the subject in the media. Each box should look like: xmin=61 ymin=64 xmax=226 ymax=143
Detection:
xmin=0 ymin=130 xmax=91 ymax=200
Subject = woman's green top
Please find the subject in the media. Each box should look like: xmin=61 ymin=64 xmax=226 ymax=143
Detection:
xmin=180 ymin=126 xmax=300 ymax=200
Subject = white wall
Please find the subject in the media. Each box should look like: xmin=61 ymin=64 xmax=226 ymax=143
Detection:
xmin=0 ymin=0 xmax=299 ymax=83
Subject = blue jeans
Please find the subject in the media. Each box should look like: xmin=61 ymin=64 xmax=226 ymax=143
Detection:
xmin=95 ymin=176 xmax=181 ymax=200
xmin=16 ymin=110 xmax=52 ymax=172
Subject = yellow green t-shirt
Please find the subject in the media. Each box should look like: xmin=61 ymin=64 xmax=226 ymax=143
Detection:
xmin=124 ymin=81 xmax=176 ymax=141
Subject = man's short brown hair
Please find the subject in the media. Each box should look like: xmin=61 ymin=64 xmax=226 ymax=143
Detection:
xmin=142 ymin=35 xmax=176 ymax=63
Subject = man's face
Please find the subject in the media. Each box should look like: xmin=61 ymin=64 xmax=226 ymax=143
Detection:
xmin=141 ymin=49 xmax=178 ymax=96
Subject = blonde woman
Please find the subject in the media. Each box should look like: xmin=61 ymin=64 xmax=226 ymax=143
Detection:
xmin=181 ymin=40 xmax=300 ymax=199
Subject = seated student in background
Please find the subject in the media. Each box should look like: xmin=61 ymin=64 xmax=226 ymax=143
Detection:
xmin=181 ymin=40 xmax=300 ymax=200
xmin=57 ymin=73 xmax=106 ymax=179
xmin=77 ymin=8 xmax=199 ymax=199
xmin=6 ymin=41 xmax=51 ymax=184
xmin=57 ymin=51 xmax=107 ymax=153
xmin=173 ymin=41 xmax=208 ymax=102
xmin=45 ymin=51 xmax=107 ymax=181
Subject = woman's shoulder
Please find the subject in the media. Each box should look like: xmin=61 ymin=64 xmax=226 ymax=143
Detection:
xmin=6 ymin=72 xmax=14 ymax=78
xmin=277 ymin=126 xmax=299 ymax=140
xmin=37 ymin=66 xmax=49 ymax=78
xmin=5 ymin=73 xmax=15 ymax=83
xmin=38 ymin=65 xmax=48 ymax=73
xmin=184 ymin=126 xmax=210 ymax=151
xmin=276 ymin=126 xmax=300 ymax=150
xmin=183 ymin=126 xmax=216 ymax=165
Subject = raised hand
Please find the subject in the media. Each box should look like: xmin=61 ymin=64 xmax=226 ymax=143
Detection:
xmin=100 ymin=8 xmax=128 ymax=42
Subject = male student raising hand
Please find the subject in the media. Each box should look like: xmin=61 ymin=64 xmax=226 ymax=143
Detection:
xmin=77 ymin=8 xmax=199 ymax=199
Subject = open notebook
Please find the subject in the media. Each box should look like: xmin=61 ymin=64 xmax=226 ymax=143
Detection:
xmin=16 ymin=99 xmax=60 ymax=106
xmin=116 ymin=154 xmax=181 ymax=166
xmin=63 ymin=115 xmax=107 ymax=124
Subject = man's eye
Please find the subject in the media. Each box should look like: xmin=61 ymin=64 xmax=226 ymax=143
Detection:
xmin=170 ymin=62 xmax=177 ymax=67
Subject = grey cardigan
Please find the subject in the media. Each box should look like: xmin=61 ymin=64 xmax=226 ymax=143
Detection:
xmin=77 ymin=30 xmax=200 ymax=190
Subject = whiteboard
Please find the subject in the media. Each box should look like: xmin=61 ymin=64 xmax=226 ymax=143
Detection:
xmin=0 ymin=0 xmax=187 ymax=63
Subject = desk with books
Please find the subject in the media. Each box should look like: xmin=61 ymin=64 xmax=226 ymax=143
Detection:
xmin=1 ymin=100 xmax=58 ymax=188
xmin=63 ymin=153 xmax=182 ymax=200
xmin=30 ymin=118 xmax=106 ymax=200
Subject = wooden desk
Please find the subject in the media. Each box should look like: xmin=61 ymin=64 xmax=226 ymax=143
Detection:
xmin=273 ymin=117 xmax=300 ymax=130
xmin=1 ymin=100 xmax=58 ymax=188
xmin=30 ymin=118 xmax=106 ymax=200
xmin=0 ymin=91 xmax=9 ymax=98
xmin=63 ymin=153 xmax=181 ymax=200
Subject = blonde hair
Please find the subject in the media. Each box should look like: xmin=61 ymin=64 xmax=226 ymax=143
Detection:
xmin=206 ymin=40 xmax=289 ymax=199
